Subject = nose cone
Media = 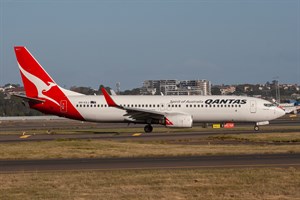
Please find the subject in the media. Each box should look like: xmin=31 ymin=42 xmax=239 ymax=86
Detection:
xmin=275 ymin=107 xmax=286 ymax=118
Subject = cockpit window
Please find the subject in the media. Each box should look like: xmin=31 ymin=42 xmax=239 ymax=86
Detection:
xmin=264 ymin=103 xmax=275 ymax=107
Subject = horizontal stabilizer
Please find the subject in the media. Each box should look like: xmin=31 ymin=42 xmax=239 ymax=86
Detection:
xmin=13 ymin=94 xmax=45 ymax=103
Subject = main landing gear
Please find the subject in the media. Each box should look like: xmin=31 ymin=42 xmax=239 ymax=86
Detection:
xmin=144 ymin=124 xmax=153 ymax=133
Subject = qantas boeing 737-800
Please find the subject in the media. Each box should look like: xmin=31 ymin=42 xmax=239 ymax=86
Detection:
xmin=14 ymin=46 xmax=285 ymax=132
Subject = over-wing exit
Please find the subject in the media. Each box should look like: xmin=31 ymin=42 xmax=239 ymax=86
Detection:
xmin=14 ymin=46 xmax=285 ymax=132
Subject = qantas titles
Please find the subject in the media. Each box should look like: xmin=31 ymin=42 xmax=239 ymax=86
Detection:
xmin=205 ymin=99 xmax=247 ymax=105
xmin=169 ymin=99 xmax=247 ymax=105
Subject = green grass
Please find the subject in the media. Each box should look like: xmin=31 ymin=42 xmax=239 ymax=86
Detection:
xmin=0 ymin=139 xmax=299 ymax=160
xmin=0 ymin=168 xmax=299 ymax=200
xmin=210 ymin=132 xmax=300 ymax=143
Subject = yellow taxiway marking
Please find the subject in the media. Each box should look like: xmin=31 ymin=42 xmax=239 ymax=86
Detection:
xmin=132 ymin=133 xmax=142 ymax=137
xmin=19 ymin=135 xmax=31 ymax=139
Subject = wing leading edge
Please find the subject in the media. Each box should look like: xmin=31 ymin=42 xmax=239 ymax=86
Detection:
xmin=101 ymin=87 xmax=193 ymax=130
xmin=101 ymin=87 xmax=165 ymax=122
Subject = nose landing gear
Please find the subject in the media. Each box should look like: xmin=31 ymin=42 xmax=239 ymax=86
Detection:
xmin=254 ymin=121 xmax=269 ymax=131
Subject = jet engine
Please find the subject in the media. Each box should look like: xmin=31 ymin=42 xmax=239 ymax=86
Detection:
xmin=163 ymin=113 xmax=193 ymax=128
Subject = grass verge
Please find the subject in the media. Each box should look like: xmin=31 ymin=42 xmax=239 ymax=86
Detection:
xmin=0 ymin=168 xmax=299 ymax=200
xmin=210 ymin=132 xmax=300 ymax=143
xmin=0 ymin=139 xmax=299 ymax=160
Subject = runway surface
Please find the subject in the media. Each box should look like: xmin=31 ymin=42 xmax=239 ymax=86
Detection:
xmin=0 ymin=115 xmax=299 ymax=143
xmin=0 ymin=153 xmax=299 ymax=172
xmin=0 ymin=129 xmax=300 ymax=143
xmin=0 ymin=116 xmax=299 ymax=172
xmin=0 ymin=114 xmax=299 ymax=132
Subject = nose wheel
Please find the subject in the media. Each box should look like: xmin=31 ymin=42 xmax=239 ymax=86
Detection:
xmin=254 ymin=125 xmax=259 ymax=131
xmin=144 ymin=124 xmax=153 ymax=133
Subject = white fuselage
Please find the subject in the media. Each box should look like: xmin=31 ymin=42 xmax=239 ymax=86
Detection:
xmin=67 ymin=95 xmax=284 ymax=124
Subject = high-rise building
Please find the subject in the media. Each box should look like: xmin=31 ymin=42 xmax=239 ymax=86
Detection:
xmin=140 ymin=79 xmax=211 ymax=95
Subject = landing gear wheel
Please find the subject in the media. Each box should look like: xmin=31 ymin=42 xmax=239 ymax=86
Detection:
xmin=144 ymin=124 xmax=153 ymax=133
xmin=254 ymin=125 xmax=259 ymax=131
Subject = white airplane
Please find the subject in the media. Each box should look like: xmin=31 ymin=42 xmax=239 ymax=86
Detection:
xmin=14 ymin=46 xmax=285 ymax=132
xmin=272 ymin=99 xmax=300 ymax=114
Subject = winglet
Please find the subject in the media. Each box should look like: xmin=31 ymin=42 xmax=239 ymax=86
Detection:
xmin=101 ymin=87 xmax=120 ymax=107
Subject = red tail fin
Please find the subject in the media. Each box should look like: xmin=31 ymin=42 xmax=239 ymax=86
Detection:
xmin=14 ymin=46 xmax=56 ymax=98
xmin=14 ymin=46 xmax=84 ymax=120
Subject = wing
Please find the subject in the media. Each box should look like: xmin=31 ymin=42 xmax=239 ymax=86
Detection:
xmin=101 ymin=87 xmax=165 ymax=122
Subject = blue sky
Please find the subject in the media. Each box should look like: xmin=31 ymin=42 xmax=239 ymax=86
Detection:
xmin=0 ymin=0 xmax=299 ymax=90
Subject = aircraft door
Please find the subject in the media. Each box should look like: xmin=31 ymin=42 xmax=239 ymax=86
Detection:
xmin=250 ymin=100 xmax=256 ymax=113
xmin=60 ymin=100 xmax=67 ymax=113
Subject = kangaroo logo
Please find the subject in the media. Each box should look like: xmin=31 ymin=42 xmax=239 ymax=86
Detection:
xmin=18 ymin=63 xmax=60 ymax=106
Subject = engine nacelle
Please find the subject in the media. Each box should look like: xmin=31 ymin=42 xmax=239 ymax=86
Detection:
xmin=164 ymin=113 xmax=193 ymax=128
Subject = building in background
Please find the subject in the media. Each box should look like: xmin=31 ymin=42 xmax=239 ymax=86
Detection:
xmin=140 ymin=79 xmax=211 ymax=95
xmin=220 ymin=86 xmax=236 ymax=95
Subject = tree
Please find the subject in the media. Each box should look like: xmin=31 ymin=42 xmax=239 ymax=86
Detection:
xmin=0 ymin=92 xmax=43 ymax=116
xmin=120 ymin=88 xmax=141 ymax=95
